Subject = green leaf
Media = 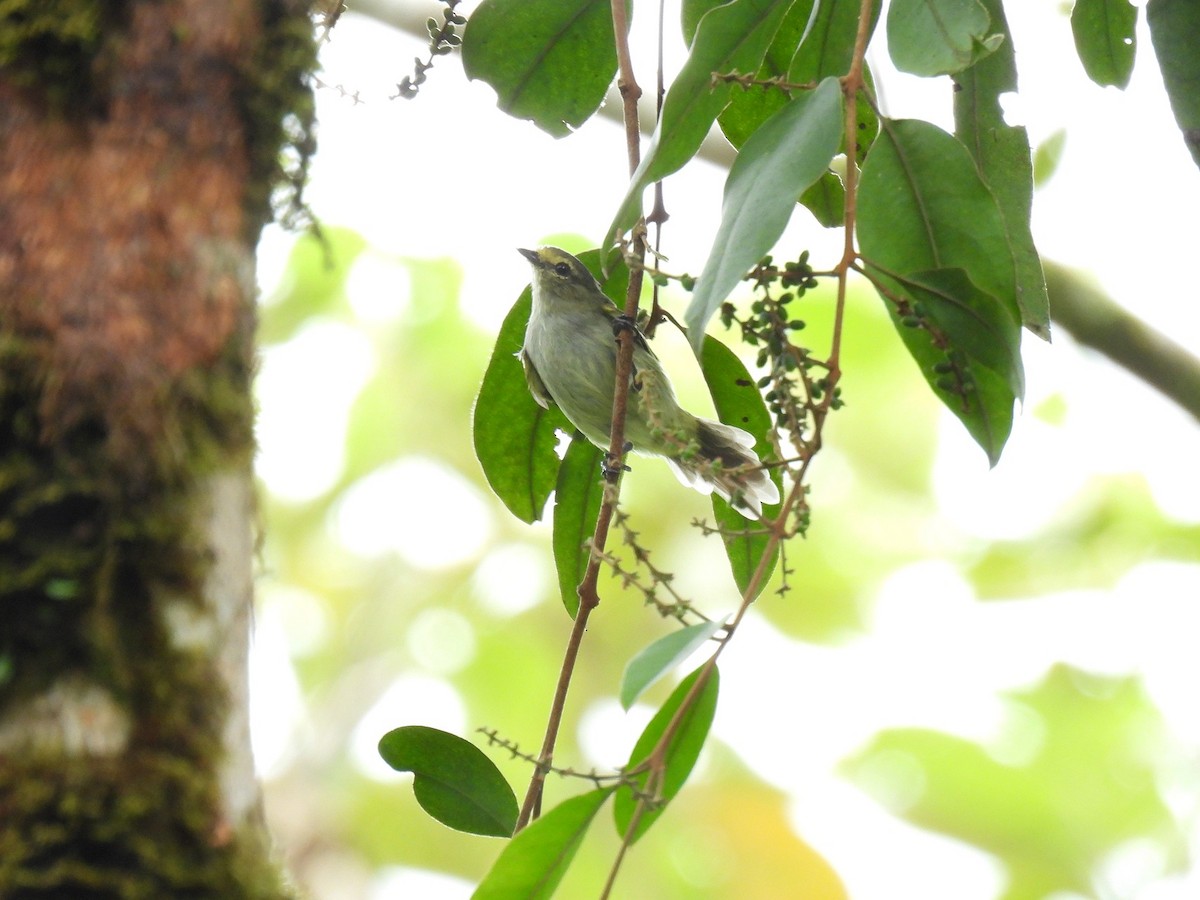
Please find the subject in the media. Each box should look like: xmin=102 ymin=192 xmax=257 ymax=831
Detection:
xmin=473 ymin=788 xmax=613 ymax=899
xmin=614 ymin=664 xmax=720 ymax=843
xmin=789 ymin=0 xmax=880 ymax=83
xmin=1032 ymin=129 xmax=1067 ymax=188
xmin=696 ymin=0 xmax=879 ymax=178
xmin=858 ymin=118 xmax=1024 ymax=464
xmin=887 ymin=0 xmax=1003 ymax=77
xmin=462 ymin=0 xmax=618 ymax=138
xmin=953 ymin=0 xmax=1050 ymax=339
xmin=859 ymin=118 xmax=1020 ymax=329
xmin=907 ymin=268 xmax=1023 ymax=396
xmin=680 ymin=0 xmax=722 ymax=41
xmin=709 ymin=0 xmax=879 ymax=227
xmin=1147 ymin=0 xmax=1200 ymax=169
xmin=378 ymin=726 xmax=518 ymax=837
xmin=800 ymin=170 xmax=845 ymax=227
xmin=1071 ymin=0 xmax=1137 ymax=89
xmin=708 ymin=0 xmax=819 ymax=149
xmin=867 ymin=267 xmax=1017 ymax=466
xmin=551 ymin=438 xmax=605 ymax=618
xmin=847 ymin=63 xmax=882 ymax=167
xmin=607 ymin=0 xmax=794 ymax=243
xmin=687 ymin=77 xmax=843 ymax=351
xmin=699 ymin=336 xmax=780 ymax=596
xmin=473 ymin=290 xmax=570 ymax=523
xmin=717 ymin=79 xmax=792 ymax=153
xmin=711 ymin=496 xmax=780 ymax=589
xmin=620 ymin=620 xmax=726 ymax=710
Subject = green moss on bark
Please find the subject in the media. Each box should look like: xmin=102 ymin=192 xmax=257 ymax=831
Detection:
xmin=0 ymin=3 xmax=318 ymax=894
xmin=0 ymin=329 xmax=256 ymax=697
xmin=241 ymin=0 xmax=320 ymax=233
xmin=0 ymin=327 xmax=286 ymax=896
xmin=0 ymin=757 xmax=288 ymax=897
xmin=0 ymin=0 xmax=125 ymax=108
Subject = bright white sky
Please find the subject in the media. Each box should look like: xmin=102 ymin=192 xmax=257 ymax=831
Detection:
xmin=252 ymin=3 xmax=1200 ymax=898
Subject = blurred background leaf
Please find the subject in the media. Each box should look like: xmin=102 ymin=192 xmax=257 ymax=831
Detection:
xmin=844 ymin=665 xmax=1187 ymax=899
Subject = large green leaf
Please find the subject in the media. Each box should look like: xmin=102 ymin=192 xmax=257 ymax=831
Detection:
xmin=1071 ymin=0 xmax=1137 ymax=89
xmin=473 ymin=290 xmax=570 ymax=523
xmin=953 ymin=0 xmax=1050 ymax=339
xmin=709 ymin=0 xmax=879 ymax=226
xmin=462 ymin=0 xmax=618 ymax=137
xmin=687 ymin=77 xmax=842 ymax=352
xmin=613 ymin=664 xmax=719 ymax=843
xmin=867 ymin=267 xmax=1017 ymax=463
xmin=789 ymin=0 xmax=877 ymax=82
xmin=703 ymin=0 xmax=818 ymax=149
xmin=606 ymin=0 xmax=793 ymax=244
xmin=550 ymin=437 xmax=605 ymax=618
xmin=473 ymin=788 xmax=613 ymax=899
xmin=904 ymin=268 xmax=1022 ymax=397
xmin=1147 ymin=0 xmax=1200 ymax=169
xmin=680 ymin=0 xmax=721 ymax=39
xmin=858 ymin=118 xmax=1021 ymax=326
xmin=686 ymin=0 xmax=878 ymax=214
xmin=858 ymin=118 xmax=1023 ymax=464
xmin=790 ymin=0 xmax=882 ymax=214
xmin=378 ymin=726 xmax=518 ymax=837
xmin=619 ymin=619 xmax=725 ymax=710
xmin=699 ymin=336 xmax=781 ymax=596
xmin=887 ymin=0 xmax=1003 ymax=76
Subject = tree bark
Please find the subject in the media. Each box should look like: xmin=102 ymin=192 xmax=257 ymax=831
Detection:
xmin=0 ymin=2 xmax=314 ymax=893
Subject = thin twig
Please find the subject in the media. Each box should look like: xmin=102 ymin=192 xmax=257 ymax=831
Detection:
xmin=606 ymin=0 xmax=880 ymax=862
xmin=601 ymin=767 xmax=662 ymax=899
xmin=515 ymin=0 xmax=645 ymax=833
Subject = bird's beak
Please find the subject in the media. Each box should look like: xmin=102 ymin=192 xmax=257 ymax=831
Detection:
xmin=518 ymin=247 xmax=541 ymax=266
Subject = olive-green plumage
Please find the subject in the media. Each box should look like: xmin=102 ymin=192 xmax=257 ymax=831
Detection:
xmin=518 ymin=246 xmax=778 ymax=517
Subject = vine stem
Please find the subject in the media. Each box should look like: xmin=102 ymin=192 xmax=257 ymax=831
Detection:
xmin=515 ymin=0 xmax=645 ymax=833
xmin=600 ymin=0 xmax=879 ymax=885
xmin=829 ymin=0 xmax=876 ymax=374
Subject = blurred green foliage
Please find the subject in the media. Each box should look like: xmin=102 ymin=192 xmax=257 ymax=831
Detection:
xmin=256 ymin=228 xmax=1194 ymax=898
xmin=846 ymin=665 xmax=1186 ymax=899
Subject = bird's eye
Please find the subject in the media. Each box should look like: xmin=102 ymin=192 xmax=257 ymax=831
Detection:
xmin=554 ymin=262 xmax=571 ymax=277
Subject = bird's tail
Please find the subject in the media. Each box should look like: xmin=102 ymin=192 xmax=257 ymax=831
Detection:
xmin=666 ymin=419 xmax=780 ymax=518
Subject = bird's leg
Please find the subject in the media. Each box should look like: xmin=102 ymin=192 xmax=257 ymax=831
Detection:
xmin=601 ymin=441 xmax=634 ymax=479
xmin=610 ymin=317 xmax=645 ymax=393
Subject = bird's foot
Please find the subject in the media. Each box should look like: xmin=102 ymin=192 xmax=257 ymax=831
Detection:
xmin=601 ymin=447 xmax=633 ymax=479
xmin=610 ymin=314 xmax=637 ymax=338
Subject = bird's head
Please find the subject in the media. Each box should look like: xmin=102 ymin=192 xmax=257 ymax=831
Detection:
xmin=518 ymin=246 xmax=603 ymax=302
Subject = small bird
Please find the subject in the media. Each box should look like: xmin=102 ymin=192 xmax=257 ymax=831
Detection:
xmin=518 ymin=246 xmax=779 ymax=518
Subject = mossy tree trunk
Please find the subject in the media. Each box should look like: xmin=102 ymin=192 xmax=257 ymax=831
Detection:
xmin=0 ymin=2 xmax=314 ymax=894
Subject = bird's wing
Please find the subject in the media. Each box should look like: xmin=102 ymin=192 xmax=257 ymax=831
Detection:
xmin=520 ymin=348 xmax=555 ymax=409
